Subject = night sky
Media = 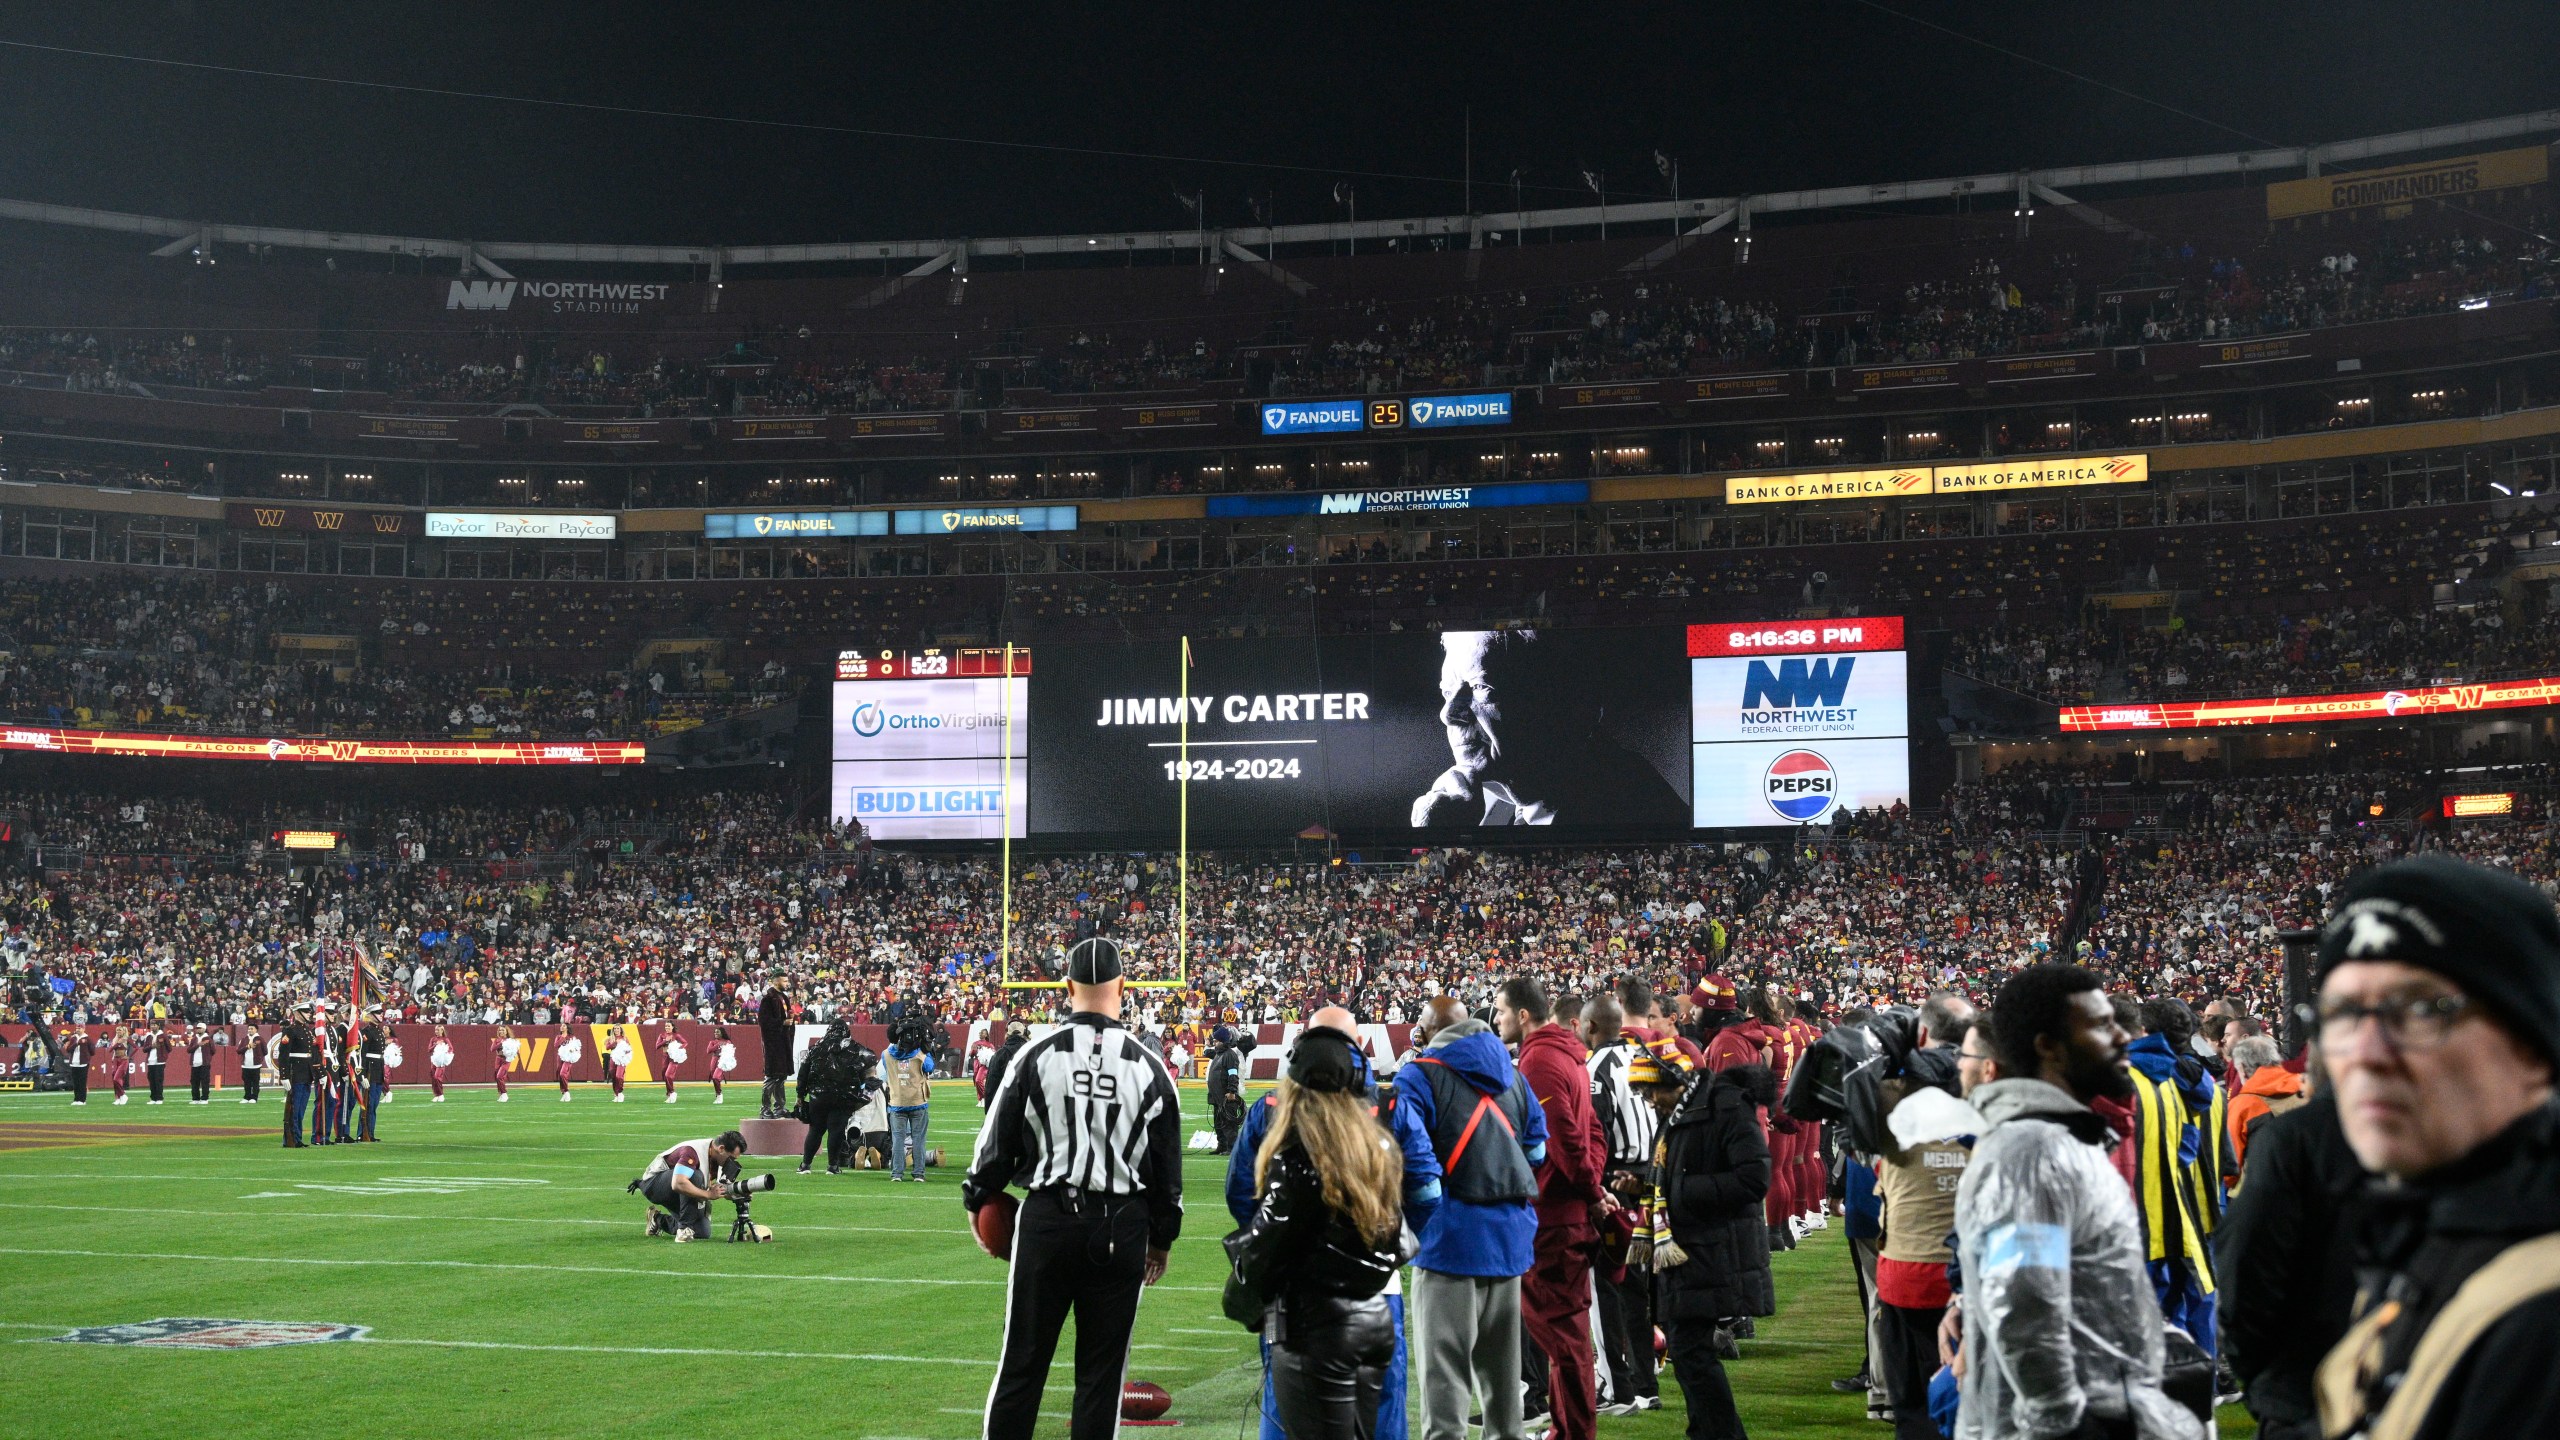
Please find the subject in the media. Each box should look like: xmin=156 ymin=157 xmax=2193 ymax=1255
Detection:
xmin=0 ymin=1 xmax=2554 ymax=247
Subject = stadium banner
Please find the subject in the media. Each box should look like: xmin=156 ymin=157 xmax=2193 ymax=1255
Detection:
xmin=1983 ymin=351 xmax=2101 ymax=383
xmin=848 ymin=412 xmax=950 ymax=440
xmin=552 ymin=419 xmax=677 ymax=446
xmin=1725 ymin=454 xmax=2147 ymax=505
xmin=1848 ymin=362 xmax=1961 ymax=392
xmin=2192 ymin=333 xmax=2311 ymax=368
xmin=1259 ymin=399 xmax=1366 ymax=435
xmin=2059 ymin=672 xmax=2560 ymax=732
xmin=1120 ymin=402 xmax=1221 ymax=430
xmin=438 ymin=278 xmax=677 ymax=316
xmin=2266 ymin=145 xmax=2551 ymax=220
xmin=891 ymin=505 xmax=1078 ymax=535
xmin=1207 ymin=480 xmax=1589 ymax=518
xmin=1724 ymin=467 xmax=1932 ymax=506
xmin=0 ymin=726 xmax=643 ymax=764
xmin=1687 ymin=617 xmax=1906 ymax=657
xmin=998 ymin=408 xmax=1102 ymax=436
xmin=1029 ymin=629 xmax=1690 ymax=836
xmin=1683 ymin=372 xmax=1794 ymax=402
xmin=725 ymin=416 xmax=827 ymax=442
xmin=0 ymin=1022 xmax=1426 ymax=1087
xmin=356 ymin=414 xmax=464 ymax=443
xmin=425 ymin=511 xmax=618 ymax=540
xmin=224 ymin=502 xmax=415 ymax=536
xmin=1551 ymin=381 xmax=1660 ymax=411
xmin=1400 ymin=392 xmax=1514 ymax=429
xmin=1933 ymin=453 xmax=2147 ymax=495
xmin=2443 ymin=792 xmax=2516 ymax=818
xmin=706 ymin=510 xmax=890 ymax=539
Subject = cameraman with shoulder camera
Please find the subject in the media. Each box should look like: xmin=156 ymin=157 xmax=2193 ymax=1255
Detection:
xmin=795 ymin=1017 xmax=879 ymax=1175
xmin=885 ymin=1013 xmax=938 ymax=1181
xmin=637 ymin=1129 xmax=747 ymax=1242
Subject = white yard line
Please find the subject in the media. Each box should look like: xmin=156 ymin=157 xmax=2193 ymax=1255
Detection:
xmin=0 ymin=1245 xmax=1219 ymax=1292
xmin=15 ymin=1202 xmax=971 ymax=1236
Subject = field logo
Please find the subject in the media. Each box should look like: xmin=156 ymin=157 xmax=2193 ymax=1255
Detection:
xmin=1763 ymin=749 xmax=1838 ymax=823
xmin=49 ymin=1318 xmax=368 ymax=1349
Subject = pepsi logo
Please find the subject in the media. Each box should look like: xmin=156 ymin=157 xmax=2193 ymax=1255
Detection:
xmin=1763 ymin=749 xmax=1838 ymax=823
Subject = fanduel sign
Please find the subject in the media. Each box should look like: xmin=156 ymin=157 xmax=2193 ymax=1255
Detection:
xmin=444 ymin=281 xmax=673 ymax=315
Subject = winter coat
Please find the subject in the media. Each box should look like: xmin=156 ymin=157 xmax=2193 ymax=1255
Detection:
xmin=1655 ymin=1065 xmax=1776 ymax=1323
xmin=2318 ymin=1100 xmax=2560 ymax=1440
xmin=2225 ymin=1065 xmax=2306 ymax=1175
xmin=1393 ymin=1018 xmax=1548 ymax=1277
xmin=1517 ymin=1023 xmax=1606 ymax=1240
xmin=1227 ymin=1140 xmax=1412 ymax=1341
xmin=1953 ymin=1078 xmax=2201 ymax=1440
xmin=2213 ymin=1092 xmax=2363 ymax=1439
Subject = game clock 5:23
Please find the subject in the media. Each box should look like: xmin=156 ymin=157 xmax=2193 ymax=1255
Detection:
xmin=1162 ymin=756 xmax=1304 ymax=781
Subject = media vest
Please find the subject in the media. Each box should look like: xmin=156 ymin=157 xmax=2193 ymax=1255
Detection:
xmin=2130 ymin=1067 xmax=2218 ymax=1292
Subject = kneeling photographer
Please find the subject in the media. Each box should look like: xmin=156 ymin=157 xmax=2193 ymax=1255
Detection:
xmin=634 ymin=1129 xmax=747 ymax=1242
xmin=795 ymin=1018 xmax=881 ymax=1175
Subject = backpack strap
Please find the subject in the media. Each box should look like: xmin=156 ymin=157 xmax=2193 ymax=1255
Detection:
xmin=2317 ymin=1230 xmax=2560 ymax=1440
xmin=1414 ymin=1055 xmax=1522 ymax=1173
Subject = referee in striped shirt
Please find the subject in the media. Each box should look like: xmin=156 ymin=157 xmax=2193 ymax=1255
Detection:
xmin=967 ymin=936 xmax=1184 ymax=1440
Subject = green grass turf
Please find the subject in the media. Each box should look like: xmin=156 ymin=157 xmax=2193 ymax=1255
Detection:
xmin=0 ymin=1081 xmax=2254 ymax=1438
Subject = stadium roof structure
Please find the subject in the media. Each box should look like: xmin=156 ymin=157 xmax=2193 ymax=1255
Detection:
xmin=0 ymin=108 xmax=2554 ymax=280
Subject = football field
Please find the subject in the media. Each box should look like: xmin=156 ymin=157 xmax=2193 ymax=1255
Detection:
xmin=0 ymin=1081 xmax=2252 ymax=1438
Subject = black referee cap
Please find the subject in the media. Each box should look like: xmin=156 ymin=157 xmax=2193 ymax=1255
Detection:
xmin=1066 ymin=937 xmax=1125 ymax=986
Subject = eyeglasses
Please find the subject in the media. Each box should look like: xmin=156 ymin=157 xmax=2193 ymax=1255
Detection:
xmin=1957 ymin=1050 xmax=1993 ymax=1063
xmin=2298 ymin=993 xmax=2473 ymax=1050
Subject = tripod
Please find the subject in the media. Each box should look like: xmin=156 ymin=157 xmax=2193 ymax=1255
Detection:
xmin=728 ymin=1194 xmax=769 ymax=1243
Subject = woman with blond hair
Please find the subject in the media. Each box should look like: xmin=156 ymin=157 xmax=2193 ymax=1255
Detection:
xmin=1227 ymin=1027 xmax=1412 ymax=1440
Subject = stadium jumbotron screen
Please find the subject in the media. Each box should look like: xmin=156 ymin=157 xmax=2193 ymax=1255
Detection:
xmin=829 ymin=626 xmax=1914 ymax=837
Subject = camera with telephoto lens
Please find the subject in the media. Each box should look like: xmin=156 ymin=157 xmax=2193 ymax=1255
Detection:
xmin=724 ymin=1168 xmax=777 ymax=1243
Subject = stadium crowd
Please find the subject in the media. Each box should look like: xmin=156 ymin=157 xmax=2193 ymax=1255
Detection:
xmin=15 ymin=765 xmax=2552 ymax=1063
xmin=1 ymin=206 xmax=2549 ymax=428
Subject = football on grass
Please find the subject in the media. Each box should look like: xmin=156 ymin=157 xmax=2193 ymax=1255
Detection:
xmin=1121 ymin=1381 xmax=1171 ymax=1420
xmin=972 ymin=1193 xmax=1017 ymax=1259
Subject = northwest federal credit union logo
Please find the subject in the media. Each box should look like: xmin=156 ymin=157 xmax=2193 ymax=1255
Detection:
xmin=1763 ymin=749 xmax=1839 ymax=823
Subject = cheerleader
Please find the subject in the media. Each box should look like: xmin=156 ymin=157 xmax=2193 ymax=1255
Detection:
xmin=711 ymin=1026 xmax=736 ymax=1105
xmin=427 ymin=1025 xmax=454 ymax=1101
xmin=658 ymin=1023 xmax=688 ymax=1103
xmin=555 ymin=1024 xmax=583 ymax=1100
xmin=491 ymin=1025 xmax=517 ymax=1102
xmin=606 ymin=1025 xmax=633 ymax=1102
xmin=106 ymin=1025 xmax=132 ymax=1104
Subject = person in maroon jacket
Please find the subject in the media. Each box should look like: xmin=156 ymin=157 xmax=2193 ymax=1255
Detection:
xmin=1499 ymin=976 xmax=1610 ymax=1440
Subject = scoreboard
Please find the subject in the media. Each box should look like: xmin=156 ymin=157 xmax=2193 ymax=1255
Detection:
xmin=1687 ymin=619 xmax=1911 ymax=827
xmin=835 ymin=648 xmax=1033 ymax=682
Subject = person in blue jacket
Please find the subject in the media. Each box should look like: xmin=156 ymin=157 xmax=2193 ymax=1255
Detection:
xmin=1395 ymin=996 xmax=1548 ymax=1440
xmin=1228 ymin=1006 xmax=1436 ymax=1440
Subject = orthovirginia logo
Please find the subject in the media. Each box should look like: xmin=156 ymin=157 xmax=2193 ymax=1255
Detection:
xmin=851 ymin=702 xmax=886 ymax=737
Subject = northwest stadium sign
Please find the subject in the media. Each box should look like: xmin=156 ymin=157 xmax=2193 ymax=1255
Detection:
xmin=1207 ymin=479 xmax=1588 ymax=518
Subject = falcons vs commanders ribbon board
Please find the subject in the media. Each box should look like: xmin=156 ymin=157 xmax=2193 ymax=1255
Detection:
xmin=2060 ymin=673 xmax=2560 ymax=732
